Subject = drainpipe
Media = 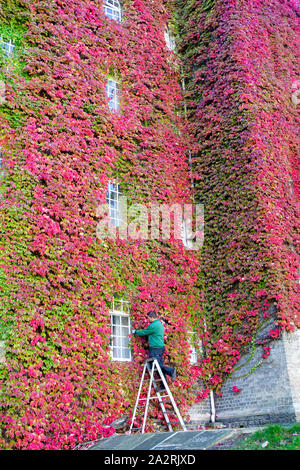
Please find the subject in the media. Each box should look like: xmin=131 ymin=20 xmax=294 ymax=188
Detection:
xmin=210 ymin=390 xmax=216 ymax=424
xmin=202 ymin=318 xmax=216 ymax=424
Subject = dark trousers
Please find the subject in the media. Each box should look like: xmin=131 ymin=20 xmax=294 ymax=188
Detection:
xmin=149 ymin=347 xmax=175 ymax=378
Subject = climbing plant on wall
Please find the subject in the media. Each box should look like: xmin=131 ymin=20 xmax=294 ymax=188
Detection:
xmin=0 ymin=0 xmax=299 ymax=449
xmin=176 ymin=0 xmax=299 ymax=393
xmin=0 ymin=0 xmax=203 ymax=449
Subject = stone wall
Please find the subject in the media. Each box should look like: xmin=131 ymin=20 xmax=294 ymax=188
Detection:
xmin=283 ymin=329 xmax=300 ymax=422
xmin=189 ymin=328 xmax=300 ymax=427
xmin=188 ymin=387 xmax=211 ymax=426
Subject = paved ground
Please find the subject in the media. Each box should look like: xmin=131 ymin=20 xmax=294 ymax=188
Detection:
xmin=89 ymin=429 xmax=238 ymax=450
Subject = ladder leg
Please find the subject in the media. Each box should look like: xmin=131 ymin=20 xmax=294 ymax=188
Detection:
xmin=146 ymin=359 xmax=161 ymax=392
xmin=154 ymin=360 xmax=187 ymax=432
xmin=141 ymin=359 xmax=155 ymax=433
xmin=168 ymin=395 xmax=187 ymax=431
xmin=156 ymin=391 xmax=173 ymax=432
xmin=152 ymin=360 xmax=173 ymax=432
xmin=145 ymin=360 xmax=173 ymax=430
xmin=131 ymin=359 xmax=187 ymax=435
xmin=129 ymin=363 xmax=147 ymax=434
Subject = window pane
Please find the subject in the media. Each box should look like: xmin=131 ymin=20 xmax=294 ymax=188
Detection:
xmin=109 ymin=182 xmax=117 ymax=193
xmin=122 ymin=348 xmax=131 ymax=359
xmin=0 ymin=38 xmax=15 ymax=56
xmin=121 ymin=316 xmax=129 ymax=326
xmin=110 ymin=208 xmax=117 ymax=224
xmin=106 ymin=182 xmax=123 ymax=227
xmin=110 ymin=308 xmax=131 ymax=361
xmin=113 ymin=346 xmax=122 ymax=359
xmin=112 ymin=325 xmax=121 ymax=337
xmin=121 ymin=326 xmax=129 ymax=337
xmin=106 ymin=80 xmax=120 ymax=112
xmin=105 ymin=7 xmax=113 ymax=18
xmin=108 ymin=194 xmax=117 ymax=208
xmin=164 ymin=28 xmax=176 ymax=52
xmin=112 ymin=315 xmax=120 ymax=325
xmin=121 ymin=336 xmax=129 ymax=348
xmin=113 ymin=331 xmax=121 ymax=344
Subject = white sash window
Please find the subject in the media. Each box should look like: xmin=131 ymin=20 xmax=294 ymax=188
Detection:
xmin=104 ymin=0 xmax=122 ymax=22
xmin=0 ymin=149 xmax=5 ymax=179
xmin=164 ymin=27 xmax=176 ymax=52
xmin=110 ymin=299 xmax=132 ymax=361
xmin=181 ymin=218 xmax=194 ymax=249
xmin=188 ymin=331 xmax=202 ymax=364
xmin=0 ymin=38 xmax=15 ymax=56
xmin=106 ymin=79 xmax=120 ymax=112
xmin=106 ymin=181 xmax=123 ymax=227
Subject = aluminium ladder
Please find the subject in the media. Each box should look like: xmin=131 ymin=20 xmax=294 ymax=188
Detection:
xmin=129 ymin=358 xmax=187 ymax=434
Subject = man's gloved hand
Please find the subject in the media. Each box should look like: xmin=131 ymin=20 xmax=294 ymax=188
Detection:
xmin=132 ymin=329 xmax=136 ymax=334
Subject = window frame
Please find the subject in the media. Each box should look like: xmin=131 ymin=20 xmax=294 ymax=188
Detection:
xmin=0 ymin=149 xmax=5 ymax=179
xmin=164 ymin=27 xmax=176 ymax=52
xmin=106 ymin=78 xmax=120 ymax=113
xmin=0 ymin=37 xmax=15 ymax=56
xmin=0 ymin=80 xmax=6 ymax=105
xmin=181 ymin=218 xmax=194 ymax=250
xmin=188 ymin=330 xmax=202 ymax=365
xmin=110 ymin=298 xmax=132 ymax=362
xmin=106 ymin=181 xmax=124 ymax=228
xmin=104 ymin=0 xmax=122 ymax=22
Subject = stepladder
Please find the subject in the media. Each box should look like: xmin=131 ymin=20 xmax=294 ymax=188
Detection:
xmin=129 ymin=358 xmax=187 ymax=434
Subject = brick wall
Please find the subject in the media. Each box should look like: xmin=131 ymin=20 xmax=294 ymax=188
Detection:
xmin=189 ymin=328 xmax=300 ymax=427
xmin=283 ymin=329 xmax=300 ymax=422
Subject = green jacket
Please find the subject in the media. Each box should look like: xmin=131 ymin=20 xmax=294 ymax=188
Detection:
xmin=135 ymin=319 xmax=164 ymax=349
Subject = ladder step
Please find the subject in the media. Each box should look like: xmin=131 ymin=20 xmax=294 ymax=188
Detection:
xmin=165 ymin=412 xmax=180 ymax=424
xmin=129 ymin=359 xmax=185 ymax=435
xmin=138 ymin=395 xmax=169 ymax=401
xmin=145 ymin=377 xmax=164 ymax=382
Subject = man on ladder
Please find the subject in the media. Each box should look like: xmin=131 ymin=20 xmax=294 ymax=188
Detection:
xmin=130 ymin=311 xmax=186 ymax=434
xmin=132 ymin=310 xmax=176 ymax=390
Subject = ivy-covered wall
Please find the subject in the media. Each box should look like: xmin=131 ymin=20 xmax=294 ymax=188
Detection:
xmin=176 ymin=0 xmax=299 ymax=393
xmin=0 ymin=0 xmax=202 ymax=449
xmin=0 ymin=0 xmax=299 ymax=450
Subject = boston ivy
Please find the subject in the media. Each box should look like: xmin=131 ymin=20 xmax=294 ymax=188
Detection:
xmin=0 ymin=0 xmax=202 ymax=450
xmin=0 ymin=0 xmax=298 ymax=450
xmin=176 ymin=0 xmax=299 ymax=390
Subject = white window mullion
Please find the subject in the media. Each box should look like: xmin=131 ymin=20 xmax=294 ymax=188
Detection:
xmin=110 ymin=298 xmax=132 ymax=361
xmin=107 ymin=181 xmax=123 ymax=227
xmin=182 ymin=218 xmax=195 ymax=249
xmin=106 ymin=79 xmax=120 ymax=113
xmin=0 ymin=37 xmax=15 ymax=56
